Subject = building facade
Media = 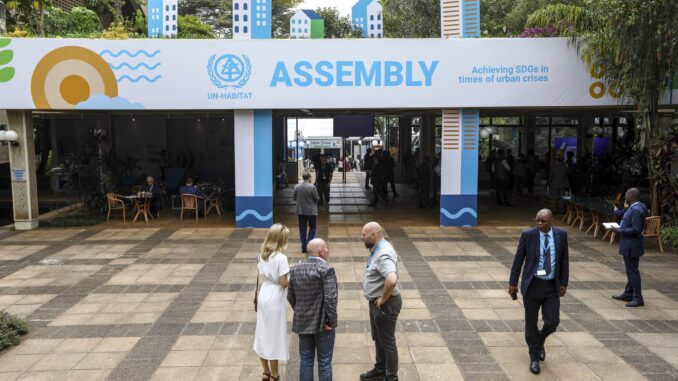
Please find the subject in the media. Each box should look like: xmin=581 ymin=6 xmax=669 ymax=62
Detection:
xmin=290 ymin=10 xmax=324 ymax=39
xmin=233 ymin=0 xmax=272 ymax=40
xmin=148 ymin=0 xmax=178 ymax=38
xmin=352 ymin=0 xmax=383 ymax=38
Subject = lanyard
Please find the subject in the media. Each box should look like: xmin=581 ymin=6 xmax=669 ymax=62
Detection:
xmin=541 ymin=232 xmax=552 ymax=253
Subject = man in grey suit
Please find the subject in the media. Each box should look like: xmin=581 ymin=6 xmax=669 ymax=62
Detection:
xmin=288 ymin=238 xmax=338 ymax=381
xmin=294 ymin=173 xmax=320 ymax=253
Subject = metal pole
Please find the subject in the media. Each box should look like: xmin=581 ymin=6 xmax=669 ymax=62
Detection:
xmin=342 ymin=137 xmax=346 ymax=183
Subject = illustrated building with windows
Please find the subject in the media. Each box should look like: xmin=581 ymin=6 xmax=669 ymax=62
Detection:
xmin=148 ymin=0 xmax=178 ymax=38
xmin=352 ymin=0 xmax=383 ymax=38
xmin=290 ymin=10 xmax=324 ymax=39
xmin=233 ymin=0 xmax=272 ymax=40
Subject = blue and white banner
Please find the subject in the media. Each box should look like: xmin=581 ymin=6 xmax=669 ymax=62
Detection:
xmin=1 ymin=38 xmax=674 ymax=111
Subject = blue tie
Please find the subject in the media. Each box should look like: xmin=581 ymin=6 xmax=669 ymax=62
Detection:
xmin=543 ymin=234 xmax=551 ymax=275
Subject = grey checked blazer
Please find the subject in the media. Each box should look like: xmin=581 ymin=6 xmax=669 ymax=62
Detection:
xmin=287 ymin=256 xmax=338 ymax=335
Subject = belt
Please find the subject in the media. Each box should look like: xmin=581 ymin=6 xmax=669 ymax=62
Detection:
xmin=533 ymin=277 xmax=555 ymax=285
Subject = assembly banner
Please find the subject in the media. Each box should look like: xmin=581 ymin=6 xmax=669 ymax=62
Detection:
xmin=0 ymin=37 xmax=669 ymax=110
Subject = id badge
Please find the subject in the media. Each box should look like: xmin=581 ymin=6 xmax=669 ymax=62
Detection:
xmin=536 ymin=269 xmax=547 ymax=276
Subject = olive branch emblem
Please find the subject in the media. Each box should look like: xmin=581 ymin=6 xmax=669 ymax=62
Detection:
xmin=207 ymin=54 xmax=251 ymax=89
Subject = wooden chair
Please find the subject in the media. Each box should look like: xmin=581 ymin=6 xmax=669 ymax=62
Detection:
xmin=643 ymin=216 xmax=664 ymax=254
xmin=180 ymin=194 xmax=206 ymax=223
xmin=562 ymin=201 xmax=574 ymax=224
xmin=106 ymin=193 xmax=128 ymax=222
xmin=133 ymin=198 xmax=153 ymax=224
xmin=570 ymin=205 xmax=586 ymax=230
xmin=206 ymin=195 xmax=223 ymax=217
xmin=586 ymin=209 xmax=601 ymax=237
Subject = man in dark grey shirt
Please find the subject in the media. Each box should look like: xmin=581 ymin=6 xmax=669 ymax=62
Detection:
xmin=294 ymin=172 xmax=320 ymax=253
xmin=360 ymin=222 xmax=401 ymax=381
xmin=288 ymin=238 xmax=338 ymax=381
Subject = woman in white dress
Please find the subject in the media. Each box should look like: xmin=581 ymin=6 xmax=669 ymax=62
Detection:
xmin=254 ymin=223 xmax=290 ymax=381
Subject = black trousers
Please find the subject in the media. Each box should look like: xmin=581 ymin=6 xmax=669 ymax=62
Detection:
xmin=622 ymin=255 xmax=643 ymax=302
xmin=316 ymin=181 xmax=330 ymax=205
xmin=523 ymin=278 xmax=560 ymax=361
xmin=365 ymin=170 xmax=372 ymax=188
xmin=369 ymin=294 xmax=402 ymax=379
xmin=495 ymin=179 xmax=510 ymax=205
xmin=384 ymin=173 xmax=397 ymax=195
xmin=371 ymin=179 xmax=388 ymax=205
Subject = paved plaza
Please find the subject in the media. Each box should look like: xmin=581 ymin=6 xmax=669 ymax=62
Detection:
xmin=0 ymin=176 xmax=677 ymax=381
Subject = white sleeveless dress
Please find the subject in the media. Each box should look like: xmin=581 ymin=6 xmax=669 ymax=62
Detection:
xmin=253 ymin=252 xmax=290 ymax=361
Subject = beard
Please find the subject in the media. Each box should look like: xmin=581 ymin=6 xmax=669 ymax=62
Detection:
xmin=364 ymin=241 xmax=374 ymax=250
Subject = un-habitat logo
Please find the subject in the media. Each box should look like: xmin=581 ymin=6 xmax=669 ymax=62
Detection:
xmin=208 ymin=54 xmax=252 ymax=89
xmin=207 ymin=54 xmax=253 ymax=100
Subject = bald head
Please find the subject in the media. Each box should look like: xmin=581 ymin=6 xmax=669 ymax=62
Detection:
xmin=535 ymin=209 xmax=554 ymax=233
xmin=362 ymin=222 xmax=384 ymax=250
xmin=307 ymin=239 xmax=326 ymax=256
xmin=626 ymin=187 xmax=640 ymax=203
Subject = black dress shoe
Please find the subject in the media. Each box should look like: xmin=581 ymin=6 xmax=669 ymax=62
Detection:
xmin=530 ymin=360 xmax=540 ymax=374
xmin=360 ymin=368 xmax=385 ymax=381
xmin=625 ymin=300 xmax=644 ymax=307
xmin=612 ymin=294 xmax=633 ymax=302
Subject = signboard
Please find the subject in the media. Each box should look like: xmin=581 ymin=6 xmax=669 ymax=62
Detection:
xmin=2 ymin=38 xmax=674 ymax=110
xmin=11 ymin=168 xmax=26 ymax=181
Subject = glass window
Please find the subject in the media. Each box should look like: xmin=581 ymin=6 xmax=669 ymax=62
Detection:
xmin=370 ymin=15 xmax=374 ymax=21
xmin=165 ymin=5 xmax=169 ymax=11
xmin=173 ymin=25 xmax=176 ymax=31
xmin=370 ymin=33 xmax=374 ymax=37
xmin=378 ymin=24 xmax=381 ymax=30
xmin=234 ymin=2 xmax=239 ymax=10
xmin=235 ymin=15 xmax=239 ymax=21
xmin=305 ymin=28 xmax=308 ymax=33
xmin=378 ymin=14 xmax=381 ymax=20
xmin=172 ymin=4 xmax=176 ymax=10
xmin=244 ymin=26 xmax=248 ymax=33
xmin=291 ymin=27 xmax=295 ymax=32
xmin=172 ymin=15 xmax=176 ymax=20
xmin=244 ymin=3 xmax=248 ymax=10
xmin=166 ymin=25 xmax=169 ymax=31
xmin=305 ymin=19 xmax=308 ymax=24
xmin=244 ymin=14 xmax=248 ymax=21
xmin=378 ymin=33 xmax=382 ymax=38
xmin=291 ymin=19 xmax=295 ymax=24
xmin=370 ymin=24 xmax=374 ymax=30
xmin=235 ymin=26 xmax=239 ymax=33
xmin=165 ymin=15 xmax=169 ymax=21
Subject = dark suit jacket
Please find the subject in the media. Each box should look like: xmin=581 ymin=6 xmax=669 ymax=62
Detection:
xmin=509 ymin=227 xmax=569 ymax=296
xmin=179 ymin=185 xmax=206 ymax=198
xmin=287 ymin=256 xmax=338 ymax=335
xmin=142 ymin=183 xmax=161 ymax=197
xmin=615 ymin=202 xmax=648 ymax=257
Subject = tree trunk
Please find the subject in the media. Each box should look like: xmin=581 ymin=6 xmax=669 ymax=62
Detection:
xmin=646 ymin=95 xmax=660 ymax=216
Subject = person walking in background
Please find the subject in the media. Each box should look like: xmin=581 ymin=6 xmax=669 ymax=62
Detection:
xmin=369 ymin=149 xmax=389 ymax=207
xmin=364 ymin=148 xmax=374 ymax=190
xmin=548 ymin=157 xmax=570 ymax=214
xmin=288 ymin=238 xmax=338 ymax=381
xmin=360 ymin=222 xmax=401 ymax=381
xmin=418 ymin=156 xmax=431 ymax=208
xmin=432 ymin=154 xmax=441 ymax=206
xmin=526 ymin=149 xmax=539 ymax=195
xmin=506 ymin=148 xmax=516 ymax=192
xmin=514 ymin=154 xmax=527 ymax=195
xmin=611 ymin=188 xmax=648 ymax=308
xmin=486 ymin=149 xmax=497 ymax=191
xmin=315 ymin=155 xmax=333 ymax=207
xmin=509 ymin=209 xmax=569 ymax=375
xmin=254 ymin=224 xmax=291 ymax=381
xmin=294 ymin=173 xmax=320 ymax=254
xmin=382 ymin=150 xmax=399 ymax=198
xmin=492 ymin=150 xmax=512 ymax=206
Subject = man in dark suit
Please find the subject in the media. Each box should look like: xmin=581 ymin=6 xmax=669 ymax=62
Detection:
xmin=179 ymin=177 xmax=206 ymax=212
xmin=611 ymin=187 xmax=648 ymax=307
xmin=141 ymin=176 xmax=162 ymax=217
xmin=287 ymin=238 xmax=338 ymax=381
xmin=509 ymin=209 xmax=569 ymax=375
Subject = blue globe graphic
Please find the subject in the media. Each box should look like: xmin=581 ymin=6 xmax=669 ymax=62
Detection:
xmin=214 ymin=54 xmax=245 ymax=83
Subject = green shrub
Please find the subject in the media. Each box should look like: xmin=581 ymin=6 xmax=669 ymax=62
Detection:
xmin=0 ymin=311 xmax=29 ymax=350
xmin=44 ymin=208 xmax=105 ymax=228
xmin=68 ymin=7 xmax=102 ymax=35
xmin=661 ymin=226 xmax=678 ymax=249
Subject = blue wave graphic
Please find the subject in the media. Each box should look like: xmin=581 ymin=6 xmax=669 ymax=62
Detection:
xmin=109 ymin=62 xmax=161 ymax=70
xmin=236 ymin=210 xmax=273 ymax=222
xmin=440 ymin=207 xmax=477 ymax=220
xmin=117 ymin=75 xmax=162 ymax=83
xmin=100 ymin=49 xmax=161 ymax=58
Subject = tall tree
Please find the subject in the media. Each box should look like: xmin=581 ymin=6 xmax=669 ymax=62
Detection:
xmin=315 ymin=6 xmax=362 ymax=38
xmin=381 ymin=0 xmax=439 ymax=38
xmin=528 ymin=0 xmax=678 ymax=214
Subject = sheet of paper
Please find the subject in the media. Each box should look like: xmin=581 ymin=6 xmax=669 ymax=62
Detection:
xmin=602 ymin=222 xmax=620 ymax=229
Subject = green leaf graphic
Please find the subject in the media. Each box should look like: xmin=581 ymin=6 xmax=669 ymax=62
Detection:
xmin=0 ymin=39 xmax=10 ymax=48
xmin=0 ymin=50 xmax=13 ymax=66
xmin=0 ymin=67 xmax=15 ymax=83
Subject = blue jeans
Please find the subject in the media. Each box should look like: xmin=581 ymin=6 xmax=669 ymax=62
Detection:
xmin=298 ymin=215 xmax=317 ymax=252
xmin=299 ymin=330 xmax=335 ymax=381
